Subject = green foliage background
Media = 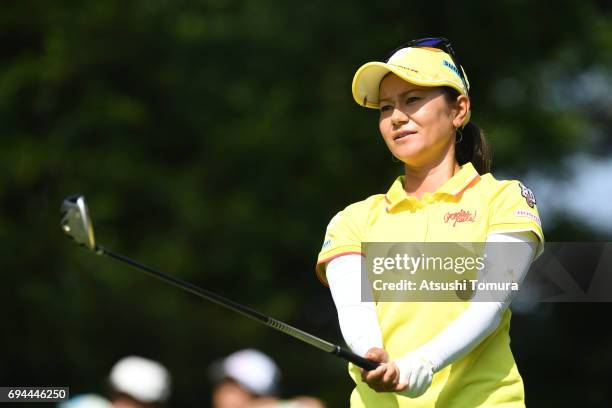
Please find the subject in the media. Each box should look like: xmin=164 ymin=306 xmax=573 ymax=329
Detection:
xmin=1 ymin=0 xmax=611 ymax=406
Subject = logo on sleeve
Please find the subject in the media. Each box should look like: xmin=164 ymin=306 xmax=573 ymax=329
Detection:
xmin=444 ymin=209 xmax=477 ymax=227
xmin=519 ymin=183 xmax=536 ymax=208
xmin=321 ymin=239 xmax=332 ymax=250
xmin=515 ymin=209 xmax=541 ymax=227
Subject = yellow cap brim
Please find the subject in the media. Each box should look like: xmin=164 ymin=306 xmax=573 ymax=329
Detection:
xmin=352 ymin=61 xmax=467 ymax=109
xmin=351 ymin=53 xmax=471 ymax=127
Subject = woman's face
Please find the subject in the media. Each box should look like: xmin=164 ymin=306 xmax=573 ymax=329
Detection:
xmin=378 ymin=73 xmax=467 ymax=167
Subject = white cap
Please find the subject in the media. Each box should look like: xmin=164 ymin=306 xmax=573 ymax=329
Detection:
xmin=58 ymin=394 xmax=111 ymax=408
xmin=109 ymin=356 xmax=171 ymax=403
xmin=213 ymin=349 xmax=280 ymax=395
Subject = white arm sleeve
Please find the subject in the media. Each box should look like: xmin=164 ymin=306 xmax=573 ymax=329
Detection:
xmin=327 ymin=255 xmax=383 ymax=357
xmin=398 ymin=231 xmax=538 ymax=374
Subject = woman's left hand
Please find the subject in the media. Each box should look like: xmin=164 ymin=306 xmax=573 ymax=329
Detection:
xmin=359 ymin=347 xmax=408 ymax=393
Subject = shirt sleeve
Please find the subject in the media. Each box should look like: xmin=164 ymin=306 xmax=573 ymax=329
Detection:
xmin=488 ymin=180 xmax=545 ymax=259
xmin=315 ymin=201 xmax=369 ymax=286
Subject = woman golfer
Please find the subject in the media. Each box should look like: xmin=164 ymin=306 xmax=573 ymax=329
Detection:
xmin=316 ymin=38 xmax=543 ymax=407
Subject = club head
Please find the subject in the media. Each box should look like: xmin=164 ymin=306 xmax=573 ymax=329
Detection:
xmin=60 ymin=195 xmax=97 ymax=251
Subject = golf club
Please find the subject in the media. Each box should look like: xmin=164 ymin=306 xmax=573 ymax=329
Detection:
xmin=60 ymin=195 xmax=378 ymax=371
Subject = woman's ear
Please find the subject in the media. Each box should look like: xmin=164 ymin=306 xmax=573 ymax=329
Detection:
xmin=453 ymin=95 xmax=470 ymax=128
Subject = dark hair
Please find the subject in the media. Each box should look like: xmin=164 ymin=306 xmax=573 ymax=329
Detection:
xmin=441 ymin=87 xmax=492 ymax=174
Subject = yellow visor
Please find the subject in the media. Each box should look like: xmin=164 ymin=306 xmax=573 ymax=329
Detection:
xmin=352 ymin=47 xmax=471 ymax=125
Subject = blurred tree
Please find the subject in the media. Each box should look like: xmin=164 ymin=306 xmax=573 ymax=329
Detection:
xmin=1 ymin=0 xmax=611 ymax=406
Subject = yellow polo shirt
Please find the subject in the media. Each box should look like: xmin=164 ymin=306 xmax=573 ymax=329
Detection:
xmin=316 ymin=162 xmax=543 ymax=408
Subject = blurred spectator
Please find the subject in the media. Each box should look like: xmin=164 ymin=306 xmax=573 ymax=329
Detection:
xmin=210 ymin=349 xmax=325 ymax=408
xmin=108 ymin=356 xmax=171 ymax=408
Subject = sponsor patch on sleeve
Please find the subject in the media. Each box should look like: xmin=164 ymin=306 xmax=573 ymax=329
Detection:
xmin=519 ymin=182 xmax=537 ymax=208
xmin=514 ymin=209 xmax=541 ymax=227
xmin=321 ymin=239 xmax=332 ymax=250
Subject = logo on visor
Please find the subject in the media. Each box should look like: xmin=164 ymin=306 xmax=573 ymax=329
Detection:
xmin=442 ymin=60 xmax=461 ymax=79
xmin=389 ymin=63 xmax=419 ymax=74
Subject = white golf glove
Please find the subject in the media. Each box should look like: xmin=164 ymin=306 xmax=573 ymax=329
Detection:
xmin=395 ymin=352 xmax=434 ymax=398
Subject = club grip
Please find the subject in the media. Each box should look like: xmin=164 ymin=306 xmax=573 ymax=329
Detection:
xmin=335 ymin=346 xmax=380 ymax=371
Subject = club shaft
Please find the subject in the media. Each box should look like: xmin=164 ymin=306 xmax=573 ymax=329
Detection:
xmin=97 ymin=246 xmax=378 ymax=371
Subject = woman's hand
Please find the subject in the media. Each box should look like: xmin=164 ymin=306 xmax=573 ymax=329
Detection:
xmin=395 ymin=352 xmax=434 ymax=398
xmin=359 ymin=347 xmax=408 ymax=393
